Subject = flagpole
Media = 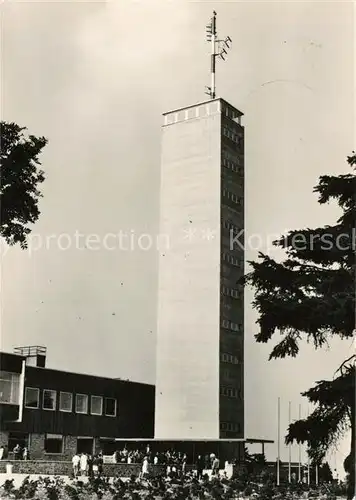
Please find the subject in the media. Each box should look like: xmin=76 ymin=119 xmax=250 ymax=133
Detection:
xmin=298 ymin=404 xmax=301 ymax=483
xmin=307 ymin=407 xmax=310 ymax=486
xmin=288 ymin=401 xmax=291 ymax=483
xmin=277 ymin=397 xmax=280 ymax=486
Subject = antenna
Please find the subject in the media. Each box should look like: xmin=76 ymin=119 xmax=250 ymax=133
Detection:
xmin=205 ymin=11 xmax=231 ymax=99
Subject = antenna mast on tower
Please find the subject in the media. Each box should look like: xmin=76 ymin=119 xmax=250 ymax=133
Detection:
xmin=205 ymin=11 xmax=231 ymax=99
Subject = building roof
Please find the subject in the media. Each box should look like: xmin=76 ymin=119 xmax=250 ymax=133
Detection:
xmin=1 ymin=349 xmax=154 ymax=388
xmin=246 ymin=438 xmax=275 ymax=444
xmin=25 ymin=364 xmax=155 ymax=387
xmin=162 ymin=97 xmax=244 ymax=117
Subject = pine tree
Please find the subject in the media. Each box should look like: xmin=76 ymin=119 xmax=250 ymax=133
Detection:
xmin=243 ymin=153 xmax=355 ymax=498
xmin=0 ymin=121 xmax=47 ymax=248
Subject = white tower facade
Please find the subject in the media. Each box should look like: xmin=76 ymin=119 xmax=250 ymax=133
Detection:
xmin=155 ymin=98 xmax=244 ymax=440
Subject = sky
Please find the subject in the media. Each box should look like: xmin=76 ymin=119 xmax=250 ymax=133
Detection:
xmin=1 ymin=0 xmax=354 ymax=476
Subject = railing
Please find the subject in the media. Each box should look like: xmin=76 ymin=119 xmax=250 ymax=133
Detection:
xmin=14 ymin=346 xmax=47 ymax=357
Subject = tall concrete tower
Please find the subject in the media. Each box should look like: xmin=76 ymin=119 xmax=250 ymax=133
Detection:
xmin=155 ymin=98 xmax=244 ymax=440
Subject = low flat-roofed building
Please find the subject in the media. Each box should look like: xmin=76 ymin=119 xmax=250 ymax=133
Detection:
xmin=0 ymin=346 xmax=155 ymax=459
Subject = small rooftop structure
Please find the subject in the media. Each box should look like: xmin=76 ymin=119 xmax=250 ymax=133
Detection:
xmin=13 ymin=346 xmax=47 ymax=368
xmin=14 ymin=346 xmax=47 ymax=357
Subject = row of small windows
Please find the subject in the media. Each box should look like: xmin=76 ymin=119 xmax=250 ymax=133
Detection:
xmin=222 ymin=189 xmax=243 ymax=206
xmin=221 ymin=286 xmax=241 ymax=300
xmin=222 ymin=157 xmax=243 ymax=176
xmin=221 ymin=353 xmax=239 ymax=365
xmin=8 ymin=432 xmax=99 ymax=455
xmin=222 ymin=127 xmax=243 ymax=146
xmin=222 ymin=219 xmax=241 ymax=235
xmin=220 ymin=422 xmax=241 ymax=432
xmin=220 ymin=386 xmax=242 ymax=399
xmin=223 ymin=106 xmax=241 ymax=123
xmin=221 ymin=319 xmax=242 ymax=332
xmin=222 ymin=252 xmax=243 ymax=267
xmin=24 ymin=388 xmax=117 ymax=417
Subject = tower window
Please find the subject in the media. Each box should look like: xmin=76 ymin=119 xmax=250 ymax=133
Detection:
xmin=221 ymin=286 xmax=241 ymax=301
xmin=222 ymin=253 xmax=243 ymax=267
xmin=220 ymin=422 xmax=241 ymax=432
xmin=221 ymin=353 xmax=239 ymax=364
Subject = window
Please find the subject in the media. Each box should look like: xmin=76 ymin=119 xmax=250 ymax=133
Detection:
xmin=43 ymin=390 xmax=56 ymax=410
xmin=77 ymin=438 xmax=94 ymax=454
xmin=104 ymin=398 xmax=117 ymax=417
xmin=222 ymin=188 xmax=243 ymax=207
xmin=25 ymin=387 xmax=39 ymax=409
xmin=90 ymin=396 xmax=103 ymax=415
xmin=59 ymin=392 xmax=72 ymax=412
xmin=44 ymin=434 xmax=63 ymax=454
xmin=221 ymin=286 xmax=241 ymax=301
xmin=222 ymin=252 xmax=243 ymax=268
xmin=221 ymin=353 xmax=239 ymax=365
xmin=222 ymin=127 xmax=243 ymax=147
xmin=222 ymin=319 xmax=230 ymax=329
xmin=220 ymin=422 xmax=240 ymax=432
xmin=222 ymin=220 xmax=241 ymax=235
xmin=220 ymin=386 xmax=239 ymax=398
xmin=0 ymin=371 xmax=20 ymax=404
xmin=222 ymin=157 xmax=243 ymax=176
xmin=221 ymin=318 xmax=242 ymax=331
xmin=75 ymin=394 xmax=88 ymax=414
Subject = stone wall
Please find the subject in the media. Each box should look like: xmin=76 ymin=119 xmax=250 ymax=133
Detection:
xmin=63 ymin=436 xmax=77 ymax=460
xmin=29 ymin=434 xmax=45 ymax=460
xmin=0 ymin=461 xmax=168 ymax=477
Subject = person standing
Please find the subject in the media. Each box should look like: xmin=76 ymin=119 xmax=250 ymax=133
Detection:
xmin=72 ymin=453 xmax=80 ymax=477
xmin=196 ymin=455 xmax=204 ymax=480
xmin=80 ymin=453 xmax=88 ymax=476
xmin=0 ymin=446 xmax=4 ymax=461
xmin=182 ymin=454 xmax=187 ymax=476
xmin=166 ymin=464 xmax=171 ymax=478
xmin=92 ymin=455 xmax=99 ymax=477
xmin=212 ymin=455 xmax=220 ymax=477
xmin=87 ymin=454 xmax=93 ymax=478
xmin=141 ymin=456 xmax=149 ymax=479
xmin=97 ymin=453 xmax=103 ymax=477
xmin=13 ymin=445 xmax=21 ymax=460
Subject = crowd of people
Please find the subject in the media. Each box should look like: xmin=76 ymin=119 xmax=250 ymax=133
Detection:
xmin=113 ymin=445 xmax=221 ymax=471
xmin=71 ymin=452 xmax=104 ymax=478
xmin=72 ymin=446 xmax=222 ymax=481
xmin=0 ymin=444 xmax=29 ymax=461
